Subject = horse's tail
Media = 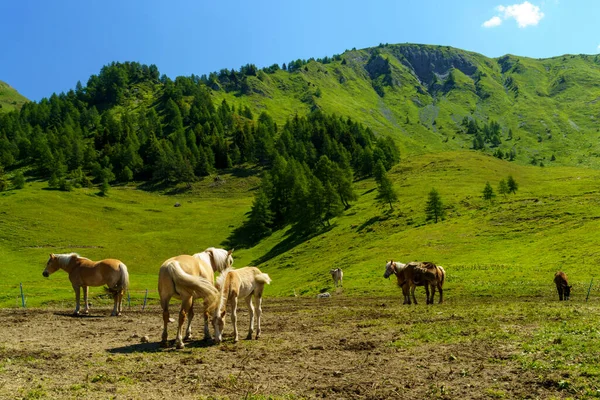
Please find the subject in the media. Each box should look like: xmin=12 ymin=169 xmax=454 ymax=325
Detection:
xmin=438 ymin=265 xmax=446 ymax=286
xmin=167 ymin=261 xmax=219 ymax=312
xmin=255 ymin=271 xmax=272 ymax=285
xmin=106 ymin=263 xmax=129 ymax=295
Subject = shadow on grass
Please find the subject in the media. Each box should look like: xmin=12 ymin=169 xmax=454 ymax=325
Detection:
xmin=252 ymin=224 xmax=335 ymax=265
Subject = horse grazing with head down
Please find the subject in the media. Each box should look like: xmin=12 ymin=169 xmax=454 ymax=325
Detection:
xmin=42 ymin=253 xmax=129 ymax=316
xmin=330 ymin=268 xmax=343 ymax=287
xmin=213 ymin=267 xmax=272 ymax=343
xmin=554 ymin=271 xmax=572 ymax=301
xmin=158 ymin=247 xmax=233 ymax=348
xmin=384 ymin=260 xmax=445 ymax=305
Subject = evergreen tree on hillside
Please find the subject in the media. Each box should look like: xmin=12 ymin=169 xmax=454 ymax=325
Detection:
xmin=483 ymin=182 xmax=495 ymax=201
xmin=507 ymin=175 xmax=518 ymax=194
xmin=498 ymin=179 xmax=509 ymax=197
xmin=376 ymin=167 xmax=398 ymax=211
xmin=425 ymin=188 xmax=445 ymax=223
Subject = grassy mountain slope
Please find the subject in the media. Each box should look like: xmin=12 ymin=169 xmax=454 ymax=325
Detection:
xmin=3 ymin=151 xmax=600 ymax=307
xmin=0 ymin=80 xmax=27 ymax=112
xmin=212 ymin=44 xmax=600 ymax=166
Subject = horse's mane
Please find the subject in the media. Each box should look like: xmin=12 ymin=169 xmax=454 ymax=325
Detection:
xmin=52 ymin=253 xmax=83 ymax=267
xmin=205 ymin=247 xmax=233 ymax=272
xmin=215 ymin=267 xmax=234 ymax=290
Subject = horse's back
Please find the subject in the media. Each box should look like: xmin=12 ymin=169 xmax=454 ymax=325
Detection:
xmin=72 ymin=258 xmax=124 ymax=287
xmin=554 ymin=271 xmax=568 ymax=285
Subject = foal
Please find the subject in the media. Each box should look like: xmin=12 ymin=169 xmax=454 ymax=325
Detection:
xmin=213 ymin=267 xmax=272 ymax=343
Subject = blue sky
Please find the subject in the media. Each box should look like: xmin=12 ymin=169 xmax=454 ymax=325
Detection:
xmin=1 ymin=0 xmax=598 ymax=101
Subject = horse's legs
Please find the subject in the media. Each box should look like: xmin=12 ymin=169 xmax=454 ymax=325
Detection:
xmin=255 ymin=292 xmax=264 ymax=340
xmin=111 ymin=291 xmax=119 ymax=316
xmin=425 ymin=284 xmax=432 ymax=305
xmin=411 ymin=284 xmax=418 ymax=305
xmin=231 ymin=296 xmax=239 ymax=342
xmin=72 ymin=284 xmax=81 ymax=315
xmin=402 ymin=282 xmax=410 ymax=305
xmin=82 ymin=286 xmax=90 ymax=314
xmin=245 ymin=295 xmax=255 ymax=340
xmin=184 ymin=299 xmax=194 ymax=341
xmin=160 ymin=295 xmax=172 ymax=347
xmin=175 ymin=296 xmax=193 ymax=349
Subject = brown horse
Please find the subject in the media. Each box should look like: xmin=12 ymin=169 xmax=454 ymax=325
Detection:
xmin=384 ymin=261 xmax=445 ymax=304
xmin=554 ymin=271 xmax=572 ymax=301
xmin=42 ymin=253 xmax=129 ymax=316
xmin=158 ymin=248 xmax=233 ymax=348
xmin=213 ymin=267 xmax=272 ymax=343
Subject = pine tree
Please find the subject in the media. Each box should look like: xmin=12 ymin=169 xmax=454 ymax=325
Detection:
xmin=483 ymin=182 xmax=495 ymax=201
xmin=12 ymin=171 xmax=25 ymax=189
xmin=248 ymin=188 xmax=274 ymax=239
xmin=498 ymin=179 xmax=509 ymax=197
xmin=425 ymin=188 xmax=445 ymax=223
xmin=507 ymin=175 xmax=518 ymax=194
xmin=377 ymin=172 xmax=398 ymax=210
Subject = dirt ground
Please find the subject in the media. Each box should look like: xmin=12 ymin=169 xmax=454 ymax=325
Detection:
xmin=0 ymin=296 xmax=567 ymax=399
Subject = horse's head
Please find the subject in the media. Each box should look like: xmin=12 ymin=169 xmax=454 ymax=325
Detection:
xmin=212 ymin=309 xmax=226 ymax=344
xmin=42 ymin=254 xmax=60 ymax=277
xmin=384 ymin=261 xmax=396 ymax=279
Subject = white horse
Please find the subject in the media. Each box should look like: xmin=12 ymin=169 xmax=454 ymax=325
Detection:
xmin=330 ymin=268 xmax=343 ymax=287
xmin=213 ymin=267 xmax=272 ymax=343
xmin=158 ymin=247 xmax=233 ymax=348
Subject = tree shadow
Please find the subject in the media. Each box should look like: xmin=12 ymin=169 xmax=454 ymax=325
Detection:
xmin=356 ymin=216 xmax=381 ymax=232
xmin=252 ymin=224 xmax=335 ymax=265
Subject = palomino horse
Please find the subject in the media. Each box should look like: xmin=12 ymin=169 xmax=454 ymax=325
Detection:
xmin=384 ymin=261 xmax=445 ymax=305
xmin=330 ymin=268 xmax=343 ymax=287
xmin=42 ymin=253 xmax=129 ymax=316
xmin=158 ymin=247 xmax=233 ymax=348
xmin=213 ymin=267 xmax=272 ymax=343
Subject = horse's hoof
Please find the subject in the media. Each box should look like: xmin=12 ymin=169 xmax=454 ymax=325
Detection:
xmin=255 ymin=334 xmax=261 ymax=340
xmin=160 ymin=341 xmax=170 ymax=348
xmin=183 ymin=336 xmax=192 ymax=342
xmin=176 ymin=342 xmax=185 ymax=349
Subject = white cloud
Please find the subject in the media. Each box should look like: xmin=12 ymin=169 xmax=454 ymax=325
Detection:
xmin=597 ymin=44 xmax=600 ymax=51
xmin=483 ymin=16 xmax=503 ymax=28
xmin=483 ymin=2 xmax=544 ymax=29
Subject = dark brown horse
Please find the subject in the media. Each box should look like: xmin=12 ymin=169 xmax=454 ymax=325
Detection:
xmin=554 ymin=271 xmax=572 ymax=301
xmin=384 ymin=261 xmax=445 ymax=304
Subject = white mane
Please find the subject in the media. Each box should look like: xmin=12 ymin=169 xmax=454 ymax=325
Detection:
xmin=194 ymin=247 xmax=233 ymax=273
xmin=52 ymin=253 xmax=82 ymax=267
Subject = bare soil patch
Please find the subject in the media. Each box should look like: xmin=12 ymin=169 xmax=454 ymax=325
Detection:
xmin=0 ymin=297 xmax=567 ymax=399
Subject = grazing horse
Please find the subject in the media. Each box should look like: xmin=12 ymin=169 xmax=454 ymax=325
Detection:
xmin=330 ymin=268 xmax=343 ymax=287
xmin=213 ymin=267 xmax=272 ymax=343
xmin=42 ymin=253 xmax=129 ymax=316
xmin=158 ymin=248 xmax=233 ymax=348
xmin=384 ymin=261 xmax=445 ymax=305
xmin=554 ymin=271 xmax=572 ymax=301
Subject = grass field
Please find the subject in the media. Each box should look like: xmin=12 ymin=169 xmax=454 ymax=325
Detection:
xmin=2 ymin=150 xmax=600 ymax=308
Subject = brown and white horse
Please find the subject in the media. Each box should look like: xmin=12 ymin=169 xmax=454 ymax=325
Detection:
xmin=384 ymin=260 xmax=445 ymax=304
xmin=554 ymin=271 xmax=572 ymax=301
xmin=213 ymin=267 xmax=271 ymax=343
xmin=158 ymin=247 xmax=233 ymax=348
xmin=42 ymin=253 xmax=129 ymax=316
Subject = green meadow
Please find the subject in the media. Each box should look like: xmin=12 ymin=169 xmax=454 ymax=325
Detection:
xmin=2 ymin=150 xmax=600 ymax=308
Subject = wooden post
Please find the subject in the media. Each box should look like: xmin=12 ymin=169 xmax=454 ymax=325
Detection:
xmin=127 ymin=290 xmax=131 ymax=309
xmin=142 ymin=289 xmax=148 ymax=310
xmin=586 ymin=278 xmax=594 ymax=302
xmin=20 ymin=283 xmax=26 ymax=308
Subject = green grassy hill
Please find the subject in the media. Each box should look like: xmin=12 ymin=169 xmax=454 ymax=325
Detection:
xmin=0 ymin=80 xmax=27 ymax=112
xmin=212 ymin=44 xmax=600 ymax=167
xmin=3 ymin=151 xmax=600 ymax=307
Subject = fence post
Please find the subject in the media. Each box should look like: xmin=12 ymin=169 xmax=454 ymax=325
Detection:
xmin=127 ymin=290 xmax=131 ymax=309
xmin=20 ymin=283 xmax=26 ymax=308
xmin=142 ymin=289 xmax=148 ymax=310
xmin=586 ymin=278 xmax=594 ymax=302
